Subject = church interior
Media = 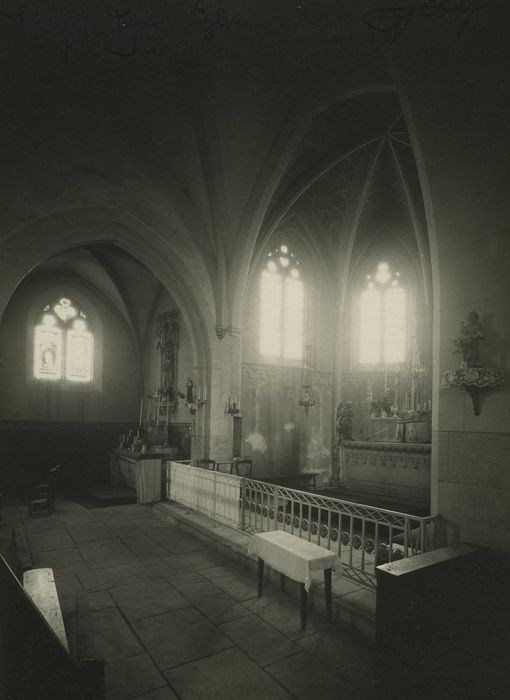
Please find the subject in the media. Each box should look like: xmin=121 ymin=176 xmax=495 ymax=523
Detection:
xmin=1 ymin=2 xmax=510 ymax=698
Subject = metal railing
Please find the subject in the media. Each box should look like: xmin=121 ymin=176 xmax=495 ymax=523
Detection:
xmin=166 ymin=461 xmax=439 ymax=589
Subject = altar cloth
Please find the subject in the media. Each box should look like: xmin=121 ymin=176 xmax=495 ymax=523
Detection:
xmin=247 ymin=530 xmax=341 ymax=591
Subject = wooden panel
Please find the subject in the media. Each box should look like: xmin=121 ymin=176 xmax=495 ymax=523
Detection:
xmin=23 ymin=568 xmax=69 ymax=651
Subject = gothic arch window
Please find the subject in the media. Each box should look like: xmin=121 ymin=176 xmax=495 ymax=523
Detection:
xmin=358 ymin=261 xmax=407 ymax=364
xmin=33 ymin=297 xmax=94 ymax=383
xmin=259 ymin=243 xmax=304 ymax=361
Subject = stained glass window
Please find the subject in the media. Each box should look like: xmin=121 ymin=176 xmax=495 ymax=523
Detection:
xmin=358 ymin=263 xmax=407 ymax=364
xmin=33 ymin=298 xmax=94 ymax=383
xmin=259 ymin=244 xmax=304 ymax=361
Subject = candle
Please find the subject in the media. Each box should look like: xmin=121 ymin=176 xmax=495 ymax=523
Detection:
xmin=198 ymin=386 xmax=202 ymax=401
xmin=139 ymin=397 xmax=143 ymax=426
xmin=428 ymin=399 xmax=431 ymax=411
xmin=204 ymin=385 xmax=208 ymax=401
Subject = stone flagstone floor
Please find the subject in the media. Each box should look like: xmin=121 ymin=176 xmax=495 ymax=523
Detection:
xmin=0 ymin=496 xmax=376 ymax=699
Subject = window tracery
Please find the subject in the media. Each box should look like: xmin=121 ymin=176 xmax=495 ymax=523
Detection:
xmin=358 ymin=262 xmax=406 ymax=364
xmin=33 ymin=297 xmax=93 ymax=383
xmin=259 ymin=244 xmax=304 ymax=361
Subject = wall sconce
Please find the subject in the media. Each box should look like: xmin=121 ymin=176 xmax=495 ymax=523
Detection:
xmin=186 ymin=378 xmax=207 ymax=415
xmin=226 ymin=395 xmax=240 ymax=416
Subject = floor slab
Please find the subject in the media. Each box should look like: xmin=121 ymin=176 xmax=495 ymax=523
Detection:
xmin=266 ymin=650 xmax=371 ymax=700
xmin=165 ymin=572 xmax=223 ymax=601
xmin=91 ymin=607 xmax=144 ymax=662
xmin=165 ymin=647 xmax=293 ymax=700
xmin=297 ymin=627 xmax=374 ymax=670
xmin=132 ymin=606 xmax=234 ymax=670
xmin=192 ymin=591 xmax=253 ymax=625
xmin=29 ymin=532 xmax=76 ymax=552
xmin=162 ymin=551 xmax=226 ymax=571
xmin=219 ymin=614 xmax=302 ymax=667
xmin=105 ymin=653 xmax=167 ymax=699
xmin=200 ymin=564 xmax=264 ymax=601
xmin=109 ymin=579 xmax=190 ymax=621
xmin=137 ymin=687 xmax=179 ymax=700
xmin=242 ymin=592 xmax=329 ymax=640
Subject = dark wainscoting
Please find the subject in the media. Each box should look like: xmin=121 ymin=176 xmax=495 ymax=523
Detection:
xmin=0 ymin=421 xmax=132 ymax=490
xmin=0 ymin=421 xmax=191 ymax=491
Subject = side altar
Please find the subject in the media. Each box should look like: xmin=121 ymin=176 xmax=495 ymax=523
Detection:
xmin=110 ymin=447 xmax=179 ymax=504
xmin=340 ymin=440 xmax=431 ymax=509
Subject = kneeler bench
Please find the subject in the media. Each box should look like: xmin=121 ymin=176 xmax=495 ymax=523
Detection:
xmin=248 ymin=530 xmax=341 ymax=631
xmin=23 ymin=568 xmax=70 ymax=651
xmin=0 ymin=554 xmax=105 ymax=699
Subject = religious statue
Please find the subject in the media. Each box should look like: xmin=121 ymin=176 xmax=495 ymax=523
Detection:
xmin=453 ymin=311 xmax=484 ymax=367
xmin=336 ymin=401 xmax=354 ymax=444
xmin=156 ymin=311 xmax=179 ymax=393
xmin=186 ymin=377 xmax=194 ymax=404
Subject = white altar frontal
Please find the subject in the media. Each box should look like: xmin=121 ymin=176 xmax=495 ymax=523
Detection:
xmin=110 ymin=448 xmax=177 ymax=504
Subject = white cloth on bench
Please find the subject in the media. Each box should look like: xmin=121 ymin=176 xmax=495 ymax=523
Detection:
xmin=248 ymin=530 xmax=341 ymax=591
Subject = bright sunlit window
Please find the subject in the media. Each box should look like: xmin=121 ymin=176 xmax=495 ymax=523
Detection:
xmin=33 ymin=298 xmax=93 ymax=383
xmin=358 ymin=262 xmax=407 ymax=364
xmin=259 ymin=244 xmax=304 ymax=361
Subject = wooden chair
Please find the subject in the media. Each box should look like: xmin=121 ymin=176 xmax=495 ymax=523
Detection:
xmin=28 ymin=483 xmax=52 ymax=517
xmin=233 ymin=458 xmax=253 ymax=477
xmin=197 ymin=459 xmax=218 ymax=471
xmin=29 ymin=465 xmax=60 ymax=516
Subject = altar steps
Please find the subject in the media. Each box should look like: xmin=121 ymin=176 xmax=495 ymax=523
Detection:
xmin=64 ymin=485 xmax=137 ymax=509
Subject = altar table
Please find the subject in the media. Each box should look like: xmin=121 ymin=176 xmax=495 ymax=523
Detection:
xmin=247 ymin=530 xmax=341 ymax=630
xmin=111 ymin=449 xmax=170 ymax=504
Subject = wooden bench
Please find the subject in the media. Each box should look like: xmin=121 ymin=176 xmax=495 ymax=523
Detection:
xmin=0 ymin=553 xmax=105 ymax=699
xmin=248 ymin=530 xmax=340 ymax=630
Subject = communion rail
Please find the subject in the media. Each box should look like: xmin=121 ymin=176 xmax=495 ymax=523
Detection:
xmin=166 ymin=461 xmax=438 ymax=589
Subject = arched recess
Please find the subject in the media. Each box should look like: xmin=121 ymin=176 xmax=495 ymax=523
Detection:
xmin=229 ymin=84 xmax=399 ymax=333
xmin=0 ymin=208 xmax=216 ymax=451
xmin=0 ymin=207 xmax=214 ymax=364
xmin=240 ymin=221 xmax=334 ymax=477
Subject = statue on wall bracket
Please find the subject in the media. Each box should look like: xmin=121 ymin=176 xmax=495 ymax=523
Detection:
xmin=156 ymin=311 xmax=180 ymax=395
xmin=453 ymin=311 xmax=484 ymax=368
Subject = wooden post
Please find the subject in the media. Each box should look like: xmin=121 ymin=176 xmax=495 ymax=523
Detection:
xmin=300 ymin=583 xmax=307 ymax=631
xmin=324 ymin=568 xmax=332 ymax=622
xmin=257 ymin=558 xmax=264 ymax=598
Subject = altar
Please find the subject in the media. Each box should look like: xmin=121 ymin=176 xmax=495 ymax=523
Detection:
xmin=110 ymin=448 xmax=178 ymax=504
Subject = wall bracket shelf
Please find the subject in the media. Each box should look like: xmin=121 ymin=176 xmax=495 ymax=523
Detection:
xmin=441 ymin=367 xmax=504 ymax=416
